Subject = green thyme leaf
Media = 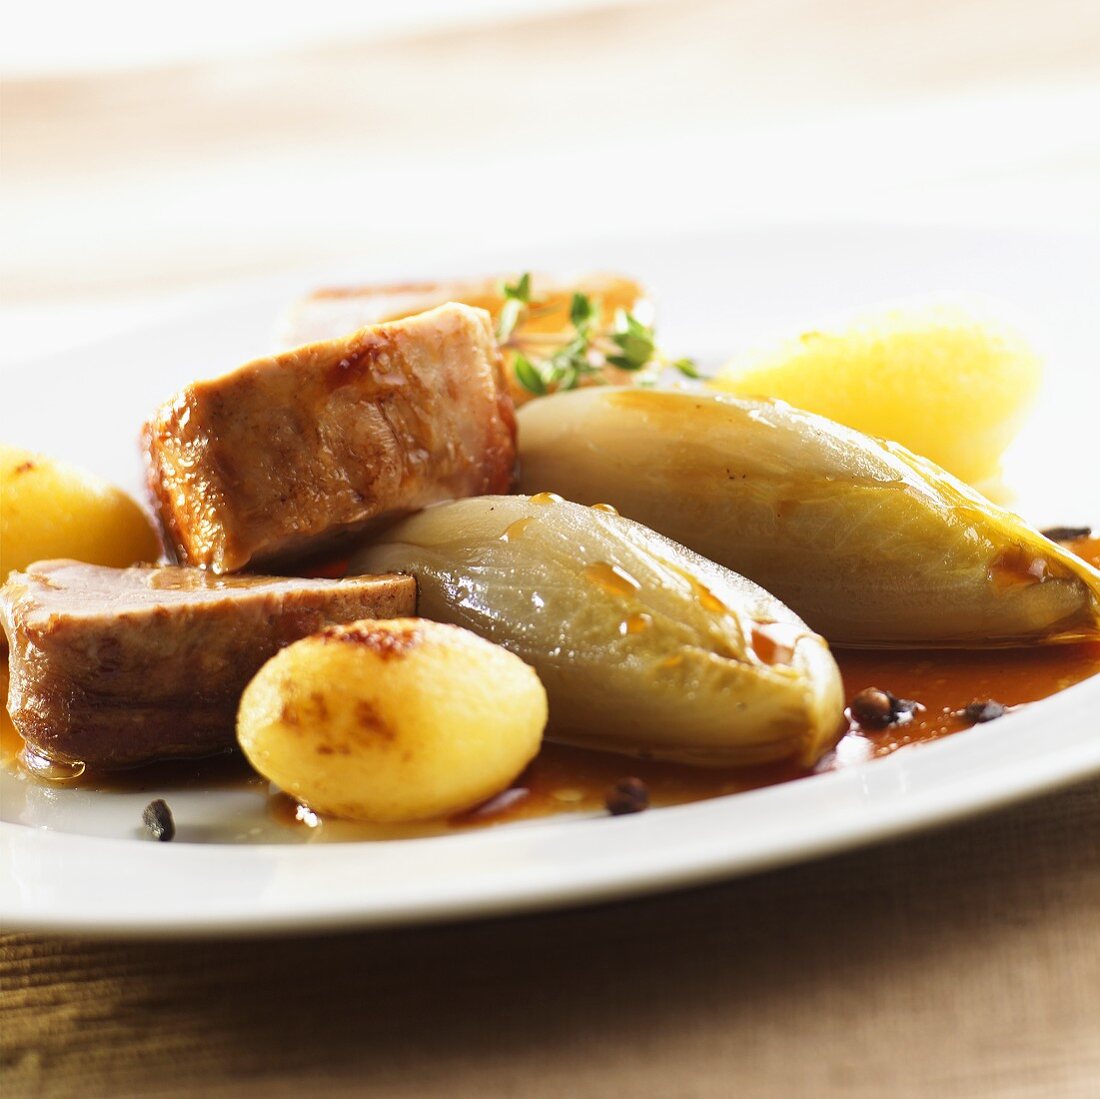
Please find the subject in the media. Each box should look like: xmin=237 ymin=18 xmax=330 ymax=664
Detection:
xmin=513 ymin=352 xmax=547 ymax=395
xmin=503 ymin=273 xmax=531 ymax=303
xmin=499 ymin=273 xmax=689 ymax=395
xmin=609 ymin=309 xmax=656 ymax=369
xmin=612 ymin=335 xmax=653 ymax=365
xmin=569 ymin=291 xmax=597 ymax=330
xmin=609 ymin=335 xmax=654 ymax=369
xmin=672 ymin=357 xmax=701 ymax=379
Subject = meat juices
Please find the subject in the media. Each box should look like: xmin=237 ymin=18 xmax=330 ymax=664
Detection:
xmin=0 ymin=561 xmax=416 ymax=768
xmin=143 ymin=303 xmax=517 ymax=573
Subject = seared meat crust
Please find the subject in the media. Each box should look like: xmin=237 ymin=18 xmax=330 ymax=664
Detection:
xmin=144 ymin=303 xmax=516 ymax=572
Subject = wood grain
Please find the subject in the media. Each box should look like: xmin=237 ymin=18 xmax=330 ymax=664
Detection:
xmin=4 ymin=778 xmax=1099 ymax=1098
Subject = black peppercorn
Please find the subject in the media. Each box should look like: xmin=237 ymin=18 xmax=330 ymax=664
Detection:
xmin=961 ymin=700 xmax=1006 ymax=724
xmin=850 ymin=687 xmax=921 ymax=729
xmin=605 ymin=777 xmax=649 ymax=816
xmin=142 ymin=799 xmax=175 ymax=842
xmin=849 ymin=687 xmax=895 ymax=728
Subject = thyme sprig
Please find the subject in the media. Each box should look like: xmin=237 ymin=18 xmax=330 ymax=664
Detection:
xmin=496 ymin=273 xmax=698 ymax=396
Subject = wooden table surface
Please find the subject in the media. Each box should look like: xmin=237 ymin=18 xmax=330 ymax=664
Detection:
xmin=3 ymin=2 xmax=1100 ymax=1096
xmin=3 ymin=778 xmax=1099 ymax=1098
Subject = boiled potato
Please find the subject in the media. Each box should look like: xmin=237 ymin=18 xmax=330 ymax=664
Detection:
xmin=711 ymin=306 xmax=1041 ymax=487
xmin=237 ymin=618 xmax=547 ymax=822
xmin=1 ymin=445 xmax=160 ymax=581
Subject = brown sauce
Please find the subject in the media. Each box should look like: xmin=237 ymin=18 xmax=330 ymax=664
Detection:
xmin=467 ymin=645 xmax=1100 ymax=828
xmin=3 ymin=537 xmax=1099 ymax=841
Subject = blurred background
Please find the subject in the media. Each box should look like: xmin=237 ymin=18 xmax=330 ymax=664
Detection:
xmin=2 ymin=0 xmax=1098 ymax=365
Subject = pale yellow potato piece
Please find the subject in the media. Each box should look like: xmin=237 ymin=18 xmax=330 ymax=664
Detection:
xmin=711 ymin=306 xmax=1041 ymax=487
xmin=237 ymin=618 xmax=547 ymax=822
xmin=1 ymin=445 xmax=160 ymax=582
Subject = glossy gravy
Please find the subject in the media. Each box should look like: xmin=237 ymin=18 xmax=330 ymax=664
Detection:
xmin=3 ymin=537 xmax=1099 ymax=840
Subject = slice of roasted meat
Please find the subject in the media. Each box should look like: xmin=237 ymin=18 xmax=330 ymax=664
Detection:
xmin=277 ymin=272 xmax=651 ymax=406
xmin=0 ymin=560 xmax=416 ymax=769
xmin=143 ymin=302 xmax=517 ymax=573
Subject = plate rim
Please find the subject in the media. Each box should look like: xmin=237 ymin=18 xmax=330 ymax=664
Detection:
xmin=4 ymin=671 xmax=1099 ymax=937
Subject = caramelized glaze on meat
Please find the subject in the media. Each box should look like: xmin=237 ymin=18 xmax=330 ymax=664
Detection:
xmin=143 ymin=303 xmax=516 ymax=572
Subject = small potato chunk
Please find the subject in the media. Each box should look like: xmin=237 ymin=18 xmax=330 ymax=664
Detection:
xmin=1 ymin=445 xmax=160 ymax=582
xmin=237 ymin=618 xmax=547 ymax=822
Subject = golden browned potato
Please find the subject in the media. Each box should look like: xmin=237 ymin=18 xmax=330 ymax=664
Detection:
xmin=1 ymin=445 xmax=160 ymax=582
xmin=237 ymin=618 xmax=547 ymax=822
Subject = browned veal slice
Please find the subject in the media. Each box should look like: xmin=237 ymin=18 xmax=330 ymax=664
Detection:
xmin=0 ymin=560 xmax=416 ymax=768
xmin=144 ymin=303 xmax=517 ymax=573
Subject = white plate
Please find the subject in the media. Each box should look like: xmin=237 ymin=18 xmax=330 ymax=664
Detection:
xmin=2 ymin=224 xmax=1099 ymax=936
